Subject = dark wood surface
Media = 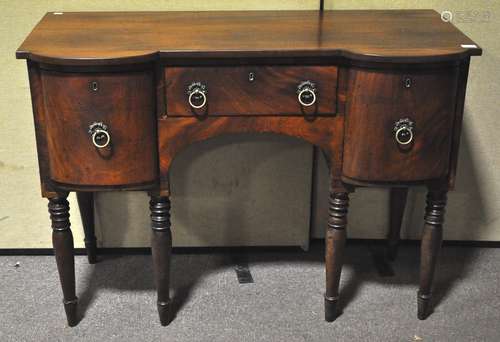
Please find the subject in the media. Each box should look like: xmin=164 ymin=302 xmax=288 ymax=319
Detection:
xmin=418 ymin=189 xmax=447 ymax=319
xmin=324 ymin=191 xmax=349 ymax=322
xmin=387 ymin=187 xmax=408 ymax=260
xmin=157 ymin=116 xmax=344 ymax=194
xmin=18 ymin=9 xmax=481 ymax=327
xmin=16 ymin=10 xmax=481 ymax=65
xmin=150 ymin=195 xmax=173 ymax=326
xmin=76 ymin=192 xmax=98 ymax=264
xmin=40 ymin=69 xmax=158 ymax=186
xmin=49 ymin=195 xmax=78 ymax=326
xmin=165 ymin=66 xmax=338 ymax=116
xmin=27 ymin=61 xmax=57 ymax=198
xmin=342 ymin=66 xmax=459 ymax=182
xmin=447 ymin=59 xmax=471 ymax=189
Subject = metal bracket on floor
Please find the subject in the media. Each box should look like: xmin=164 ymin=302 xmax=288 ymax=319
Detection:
xmin=233 ymin=254 xmax=254 ymax=284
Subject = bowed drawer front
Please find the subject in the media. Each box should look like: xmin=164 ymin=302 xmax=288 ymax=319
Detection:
xmin=40 ymin=70 xmax=158 ymax=186
xmin=164 ymin=66 xmax=338 ymax=116
xmin=342 ymin=67 xmax=460 ymax=182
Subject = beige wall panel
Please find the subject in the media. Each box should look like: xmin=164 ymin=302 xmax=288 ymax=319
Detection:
xmin=0 ymin=0 xmax=318 ymax=248
xmin=313 ymin=1 xmax=500 ymax=240
xmin=95 ymin=135 xmax=312 ymax=248
xmin=1 ymin=0 xmax=499 ymax=248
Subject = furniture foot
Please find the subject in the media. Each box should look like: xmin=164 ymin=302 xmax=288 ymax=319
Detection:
xmin=417 ymin=293 xmax=432 ymax=320
xmin=325 ymin=191 xmax=349 ymax=322
xmin=386 ymin=187 xmax=408 ymax=261
xmin=49 ymin=195 xmax=78 ymax=327
xmin=63 ymin=298 xmax=78 ymax=327
xmin=157 ymin=300 xmax=171 ymax=326
xmin=150 ymin=195 xmax=172 ymax=326
xmin=418 ymin=189 xmax=446 ymax=320
xmin=76 ymin=192 xmax=98 ymax=264
xmin=324 ymin=295 xmax=339 ymax=322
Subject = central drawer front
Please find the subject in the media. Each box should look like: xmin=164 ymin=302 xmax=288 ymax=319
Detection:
xmin=164 ymin=66 xmax=338 ymax=116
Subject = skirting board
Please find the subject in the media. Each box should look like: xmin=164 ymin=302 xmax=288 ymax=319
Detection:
xmin=0 ymin=239 xmax=499 ymax=255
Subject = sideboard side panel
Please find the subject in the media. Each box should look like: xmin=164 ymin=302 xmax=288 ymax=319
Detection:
xmin=27 ymin=61 xmax=57 ymax=198
xmin=447 ymin=58 xmax=471 ymax=189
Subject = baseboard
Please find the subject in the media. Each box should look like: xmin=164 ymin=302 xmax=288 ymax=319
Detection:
xmin=0 ymin=238 xmax=498 ymax=256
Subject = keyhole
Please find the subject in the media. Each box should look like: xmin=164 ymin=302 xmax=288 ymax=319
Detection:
xmin=403 ymin=77 xmax=412 ymax=88
xmin=90 ymin=81 xmax=99 ymax=92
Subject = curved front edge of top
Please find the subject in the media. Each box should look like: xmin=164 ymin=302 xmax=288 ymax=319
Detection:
xmin=16 ymin=47 xmax=482 ymax=66
xmin=16 ymin=51 xmax=159 ymax=66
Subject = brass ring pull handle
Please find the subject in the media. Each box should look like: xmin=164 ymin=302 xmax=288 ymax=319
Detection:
xmin=88 ymin=122 xmax=111 ymax=148
xmin=92 ymin=129 xmax=111 ymax=148
xmin=298 ymin=88 xmax=317 ymax=107
xmin=187 ymin=82 xmax=208 ymax=109
xmin=395 ymin=126 xmax=413 ymax=145
xmin=297 ymin=80 xmax=317 ymax=107
xmin=393 ymin=118 xmax=415 ymax=146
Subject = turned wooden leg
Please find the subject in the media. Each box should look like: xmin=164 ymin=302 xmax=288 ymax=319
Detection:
xmin=76 ymin=192 xmax=98 ymax=264
xmin=386 ymin=187 xmax=408 ymax=261
xmin=150 ymin=195 xmax=172 ymax=326
xmin=49 ymin=195 xmax=78 ymax=327
xmin=325 ymin=191 xmax=349 ymax=322
xmin=418 ymin=190 xmax=447 ymax=320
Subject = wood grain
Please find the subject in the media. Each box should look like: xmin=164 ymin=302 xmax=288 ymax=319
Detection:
xmin=49 ymin=195 xmax=78 ymax=327
xmin=150 ymin=195 xmax=173 ymax=326
xmin=27 ymin=61 xmax=57 ymax=197
xmin=18 ymin=9 xmax=481 ymax=326
xmin=386 ymin=187 xmax=408 ymax=261
xmin=418 ymin=189 xmax=447 ymax=320
xmin=16 ymin=11 xmax=481 ymax=65
xmin=325 ymin=191 xmax=349 ymax=322
xmin=342 ymin=66 xmax=459 ymax=182
xmin=157 ymin=116 xmax=344 ymax=193
xmin=165 ymin=66 xmax=337 ymax=116
xmin=447 ymin=58 xmax=471 ymax=189
xmin=40 ymin=69 xmax=158 ymax=186
xmin=76 ymin=192 xmax=98 ymax=264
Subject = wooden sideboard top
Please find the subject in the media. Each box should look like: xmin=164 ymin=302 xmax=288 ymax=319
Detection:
xmin=16 ymin=10 xmax=481 ymax=65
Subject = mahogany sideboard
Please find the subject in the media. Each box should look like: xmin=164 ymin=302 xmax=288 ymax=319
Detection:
xmin=16 ymin=10 xmax=481 ymax=327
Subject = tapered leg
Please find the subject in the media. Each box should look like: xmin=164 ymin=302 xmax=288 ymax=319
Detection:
xmin=386 ymin=187 xmax=408 ymax=261
xmin=49 ymin=195 xmax=78 ymax=327
xmin=76 ymin=192 xmax=98 ymax=264
xmin=418 ymin=190 xmax=447 ymax=320
xmin=325 ymin=191 xmax=349 ymax=322
xmin=150 ymin=195 xmax=172 ymax=326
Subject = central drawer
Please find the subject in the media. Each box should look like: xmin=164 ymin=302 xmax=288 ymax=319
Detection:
xmin=164 ymin=66 xmax=338 ymax=116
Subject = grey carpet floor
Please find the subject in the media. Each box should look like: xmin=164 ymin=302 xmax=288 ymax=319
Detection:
xmin=1 ymin=243 xmax=499 ymax=342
